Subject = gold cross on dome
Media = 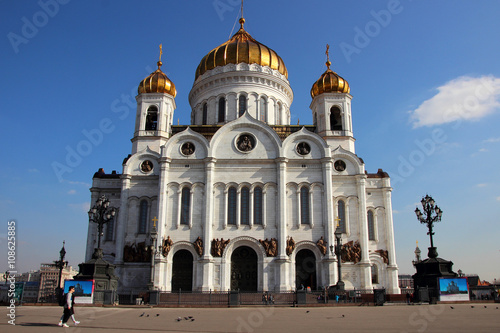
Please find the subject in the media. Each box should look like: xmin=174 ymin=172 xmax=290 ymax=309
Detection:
xmin=325 ymin=44 xmax=331 ymax=69
xmin=159 ymin=44 xmax=163 ymax=62
xmin=152 ymin=216 xmax=158 ymax=228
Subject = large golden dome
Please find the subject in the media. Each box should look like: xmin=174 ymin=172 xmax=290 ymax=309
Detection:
xmin=310 ymin=59 xmax=350 ymax=98
xmin=138 ymin=61 xmax=177 ymax=97
xmin=195 ymin=18 xmax=288 ymax=81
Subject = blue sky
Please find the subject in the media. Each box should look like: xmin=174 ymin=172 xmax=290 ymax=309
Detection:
xmin=1 ymin=0 xmax=499 ymax=283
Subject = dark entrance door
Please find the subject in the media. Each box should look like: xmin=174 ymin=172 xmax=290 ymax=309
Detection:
xmin=295 ymin=249 xmax=317 ymax=290
xmin=171 ymin=250 xmax=193 ymax=291
xmin=231 ymin=246 xmax=258 ymax=291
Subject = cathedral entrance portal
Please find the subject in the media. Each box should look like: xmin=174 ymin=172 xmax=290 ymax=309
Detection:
xmin=295 ymin=249 xmax=317 ymax=290
xmin=230 ymin=246 xmax=258 ymax=291
xmin=171 ymin=250 xmax=193 ymax=291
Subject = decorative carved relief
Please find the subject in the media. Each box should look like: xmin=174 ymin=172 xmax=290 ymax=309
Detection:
xmin=123 ymin=242 xmax=151 ymax=262
xmin=181 ymin=142 xmax=195 ymax=156
xmin=236 ymin=134 xmax=255 ymax=152
xmin=341 ymin=241 xmax=362 ymax=263
xmin=316 ymin=236 xmax=327 ymax=255
xmin=259 ymin=238 xmax=278 ymax=257
xmin=211 ymin=238 xmax=230 ymax=257
xmin=141 ymin=160 xmax=153 ymax=173
xmin=193 ymin=236 xmax=203 ymax=257
xmin=161 ymin=236 xmax=173 ymax=257
xmin=286 ymin=237 xmax=295 ymax=256
xmin=375 ymin=249 xmax=389 ymax=265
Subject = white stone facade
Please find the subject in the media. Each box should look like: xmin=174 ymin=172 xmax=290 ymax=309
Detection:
xmin=85 ymin=36 xmax=400 ymax=295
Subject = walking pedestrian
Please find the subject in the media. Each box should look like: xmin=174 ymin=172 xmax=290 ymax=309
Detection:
xmin=58 ymin=286 xmax=79 ymax=327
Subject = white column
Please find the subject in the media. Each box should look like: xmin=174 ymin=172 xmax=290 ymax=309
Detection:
xmin=201 ymin=157 xmax=216 ymax=291
xmin=156 ymin=155 xmax=170 ymax=289
xmin=356 ymin=176 xmax=372 ymax=290
xmin=382 ymin=180 xmax=400 ymax=294
xmin=114 ymin=174 xmax=131 ymax=264
xmin=276 ymin=158 xmax=290 ymax=291
xmin=321 ymin=158 xmax=336 ymax=286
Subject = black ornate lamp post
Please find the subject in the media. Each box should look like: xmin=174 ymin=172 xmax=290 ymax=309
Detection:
xmin=148 ymin=217 xmax=159 ymax=290
xmin=88 ymin=195 xmax=116 ymax=259
xmin=333 ymin=218 xmax=345 ymax=291
xmin=414 ymin=194 xmax=442 ymax=258
xmin=54 ymin=241 xmax=67 ymax=301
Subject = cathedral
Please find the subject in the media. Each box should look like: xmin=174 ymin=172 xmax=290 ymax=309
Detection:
xmin=85 ymin=16 xmax=400 ymax=294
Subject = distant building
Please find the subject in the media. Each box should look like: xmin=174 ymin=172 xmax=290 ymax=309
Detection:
xmin=37 ymin=263 xmax=78 ymax=302
xmin=17 ymin=270 xmax=41 ymax=283
xmin=399 ymin=274 xmax=414 ymax=289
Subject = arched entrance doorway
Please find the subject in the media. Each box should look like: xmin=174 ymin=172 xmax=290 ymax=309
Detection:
xmin=231 ymin=246 xmax=258 ymax=291
xmin=171 ymin=250 xmax=193 ymax=291
xmin=295 ymin=249 xmax=317 ymax=290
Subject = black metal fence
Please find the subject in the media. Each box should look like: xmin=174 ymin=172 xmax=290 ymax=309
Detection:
xmin=111 ymin=289 xmax=387 ymax=306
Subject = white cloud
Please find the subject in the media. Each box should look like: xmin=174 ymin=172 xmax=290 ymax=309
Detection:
xmin=28 ymin=168 xmax=39 ymax=173
xmin=476 ymin=183 xmax=488 ymax=188
xmin=67 ymin=190 xmax=76 ymax=195
xmin=483 ymin=137 xmax=500 ymax=143
xmin=410 ymin=75 xmax=500 ymax=127
xmin=393 ymin=210 xmax=400 ymax=214
xmin=497 ymin=196 xmax=500 ymax=202
xmin=479 ymin=148 xmax=488 ymax=153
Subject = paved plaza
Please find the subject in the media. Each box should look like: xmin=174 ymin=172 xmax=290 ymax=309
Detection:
xmin=2 ymin=303 xmax=499 ymax=332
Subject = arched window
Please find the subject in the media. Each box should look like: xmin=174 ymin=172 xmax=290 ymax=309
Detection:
xmin=253 ymin=187 xmax=263 ymax=225
xmin=368 ymin=210 xmax=375 ymax=240
xmin=239 ymin=95 xmax=247 ymax=117
xmin=145 ymin=106 xmax=158 ymax=130
xmin=371 ymin=264 xmax=379 ymax=284
xmin=300 ymin=187 xmax=310 ymax=225
xmin=138 ymin=200 xmax=148 ymax=234
xmin=313 ymin=112 xmax=318 ymax=128
xmin=228 ymin=187 xmax=237 ymax=225
xmin=180 ymin=187 xmax=190 ymax=225
xmin=202 ymin=103 xmax=208 ymax=125
xmin=241 ymin=187 xmax=250 ymax=225
xmin=218 ymin=97 xmax=225 ymax=123
xmin=330 ymin=106 xmax=342 ymax=131
xmin=105 ymin=216 xmax=114 ymax=241
xmin=259 ymin=98 xmax=267 ymax=122
xmin=337 ymin=200 xmax=346 ymax=233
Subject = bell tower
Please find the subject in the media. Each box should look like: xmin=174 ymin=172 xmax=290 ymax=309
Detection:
xmin=310 ymin=45 xmax=355 ymax=153
xmin=132 ymin=45 xmax=177 ymax=154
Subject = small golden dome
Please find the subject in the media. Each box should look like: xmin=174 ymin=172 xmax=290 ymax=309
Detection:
xmin=310 ymin=46 xmax=350 ymax=98
xmin=195 ymin=19 xmax=288 ymax=81
xmin=310 ymin=63 xmax=350 ymax=98
xmin=138 ymin=61 xmax=177 ymax=97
